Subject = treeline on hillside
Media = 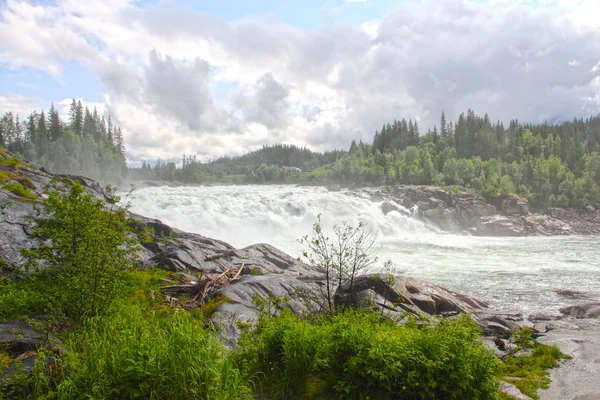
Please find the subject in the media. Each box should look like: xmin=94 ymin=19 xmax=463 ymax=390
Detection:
xmin=128 ymin=144 xmax=346 ymax=183
xmin=315 ymin=111 xmax=600 ymax=209
xmin=0 ymin=100 xmax=127 ymax=183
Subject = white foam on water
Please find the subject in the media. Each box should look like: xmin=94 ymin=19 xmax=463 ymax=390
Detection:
xmin=129 ymin=184 xmax=600 ymax=316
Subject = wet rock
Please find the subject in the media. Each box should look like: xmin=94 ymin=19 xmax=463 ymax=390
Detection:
xmin=559 ymin=302 xmax=600 ymax=319
xmin=334 ymin=274 xmax=489 ymax=317
xmin=476 ymin=215 xmax=523 ymax=236
xmin=499 ymin=381 xmax=533 ymax=400
xmin=554 ymin=289 xmax=592 ymax=299
xmin=381 ymin=201 xmax=399 ymax=216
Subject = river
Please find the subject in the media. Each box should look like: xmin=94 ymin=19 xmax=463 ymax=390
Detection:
xmin=128 ymin=184 xmax=600 ymax=317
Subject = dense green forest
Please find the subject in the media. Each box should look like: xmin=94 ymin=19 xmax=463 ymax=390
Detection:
xmin=320 ymin=111 xmax=600 ymax=208
xmin=131 ymin=110 xmax=600 ymax=209
xmin=3 ymin=100 xmax=600 ymax=208
xmin=0 ymin=100 xmax=127 ymax=182
xmin=128 ymin=143 xmax=346 ymax=184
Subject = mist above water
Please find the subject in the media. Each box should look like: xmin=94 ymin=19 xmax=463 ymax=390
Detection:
xmin=129 ymin=184 xmax=600 ymax=316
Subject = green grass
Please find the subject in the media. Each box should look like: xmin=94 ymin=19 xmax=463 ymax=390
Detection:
xmin=0 ymin=278 xmax=47 ymax=322
xmin=0 ymin=268 xmax=567 ymax=400
xmin=2 ymin=270 xmax=251 ymax=399
xmin=500 ymin=344 xmax=570 ymax=399
xmin=16 ymin=176 xmax=35 ymax=190
xmin=2 ymin=181 xmax=37 ymax=199
xmin=192 ymin=295 xmax=234 ymax=320
xmin=234 ymin=309 xmax=501 ymax=400
xmin=0 ymin=170 xmax=12 ymax=184
xmin=0 ymin=351 xmax=10 ymax=371
xmin=0 ymin=156 xmax=24 ymax=171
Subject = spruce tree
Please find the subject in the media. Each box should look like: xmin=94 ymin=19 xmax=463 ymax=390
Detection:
xmin=47 ymin=103 xmax=62 ymax=141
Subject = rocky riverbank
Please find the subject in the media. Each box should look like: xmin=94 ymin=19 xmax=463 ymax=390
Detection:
xmin=3 ymin=153 xmax=600 ymax=399
xmin=349 ymin=185 xmax=600 ymax=236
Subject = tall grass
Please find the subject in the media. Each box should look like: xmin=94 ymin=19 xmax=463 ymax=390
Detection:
xmin=234 ymin=308 xmax=501 ymax=400
xmin=16 ymin=302 xmax=250 ymax=399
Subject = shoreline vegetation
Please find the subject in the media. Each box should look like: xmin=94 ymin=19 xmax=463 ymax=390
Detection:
xmin=1 ymin=151 xmax=571 ymax=399
xmin=127 ymin=110 xmax=600 ymax=212
xmin=2 ymin=107 xmax=600 ymax=212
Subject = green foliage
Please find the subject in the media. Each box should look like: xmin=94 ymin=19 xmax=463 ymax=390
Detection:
xmin=0 ymin=156 xmax=24 ymax=171
xmin=510 ymin=327 xmax=535 ymax=350
xmin=23 ymin=181 xmax=138 ymax=321
xmin=1 ymin=105 xmax=127 ymax=184
xmin=0 ymin=278 xmax=46 ymax=322
xmin=2 ymin=181 xmax=37 ymax=199
xmin=0 ymin=170 xmax=11 ymax=184
xmin=128 ymin=144 xmax=346 ymax=184
xmin=500 ymin=344 xmax=569 ymax=399
xmin=194 ymin=295 xmax=234 ymax=320
xmin=6 ymin=301 xmax=251 ymax=399
xmin=234 ymin=309 xmax=500 ymax=400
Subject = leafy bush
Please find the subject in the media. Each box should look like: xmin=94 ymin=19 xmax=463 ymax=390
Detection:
xmin=299 ymin=215 xmax=378 ymax=312
xmin=23 ymin=181 xmax=138 ymax=321
xmin=234 ymin=308 xmax=500 ymax=400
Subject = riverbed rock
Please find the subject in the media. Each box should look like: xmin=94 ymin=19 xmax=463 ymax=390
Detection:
xmin=334 ymin=274 xmax=489 ymax=317
xmin=499 ymin=381 xmax=534 ymax=400
xmin=559 ymin=302 xmax=600 ymax=319
xmin=381 ymin=201 xmax=399 ymax=215
xmin=476 ymin=215 xmax=524 ymax=236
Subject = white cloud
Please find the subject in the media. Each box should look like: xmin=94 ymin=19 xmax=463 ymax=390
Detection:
xmin=0 ymin=94 xmax=46 ymax=118
xmin=1 ymin=0 xmax=600 ymax=162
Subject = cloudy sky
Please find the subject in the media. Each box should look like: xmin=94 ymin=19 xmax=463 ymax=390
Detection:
xmin=1 ymin=0 xmax=599 ymax=163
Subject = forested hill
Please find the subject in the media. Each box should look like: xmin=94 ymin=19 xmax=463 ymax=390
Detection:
xmin=130 ymin=110 xmax=600 ymax=209
xmin=0 ymin=100 xmax=127 ymax=183
xmin=128 ymin=144 xmax=346 ymax=183
xmin=332 ymin=111 xmax=600 ymax=209
xmin=3 ymin=101 xmax=600 ymax=209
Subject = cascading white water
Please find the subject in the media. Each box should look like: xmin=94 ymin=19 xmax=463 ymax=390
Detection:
xmin=129 ymin=184 xmax=600 ymax=316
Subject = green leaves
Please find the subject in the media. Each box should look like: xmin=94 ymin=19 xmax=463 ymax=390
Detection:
xmin=23 ymin=180 xmax=138 ymax=322
xmin=234 ymin=309 xmax=500 ymax=400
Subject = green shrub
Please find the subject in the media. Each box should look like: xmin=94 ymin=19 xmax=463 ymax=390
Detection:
xmin=234 ymin=309 xmax=500 ymax=400
xmin=17 ymin=302 xmax=250 ymax=399
xmin=2 ymin=181 xmax=37 ymax=199
xmin=23 ymin=181 xmax=138 ymax=321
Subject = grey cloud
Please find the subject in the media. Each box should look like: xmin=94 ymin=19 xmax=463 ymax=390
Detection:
xmin=4 ymin=0 xmax=600 ymax=161
xmin=144 ymin=50 xmax=234 ymax=132
xmin=234 ymin=73 xmax=290 ymax=129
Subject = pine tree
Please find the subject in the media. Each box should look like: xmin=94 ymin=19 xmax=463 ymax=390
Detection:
xmin=115 ymin=127 xmax=126 ymax=155
xmin=83 ymin=107 xmax=95 ymax=137
xmin=69 ymin=99 xmax=78 ymax=129
xmin=47 ymin=103 xmax=62 ymax=141
xmin=440 ymin=111 xmax=447 ymax=138
xmin=75 ymin=100 xmax=84 ymax=136
xmin=36 ymin=110 xmax=48 ymax=155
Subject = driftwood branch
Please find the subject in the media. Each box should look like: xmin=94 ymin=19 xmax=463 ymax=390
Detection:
xmin=161 ymin=264 xmax=246 ymax=307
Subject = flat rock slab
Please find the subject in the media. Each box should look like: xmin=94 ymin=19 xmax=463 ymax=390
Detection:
xmin=538 ymin=319 xmax=600 ymax=400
